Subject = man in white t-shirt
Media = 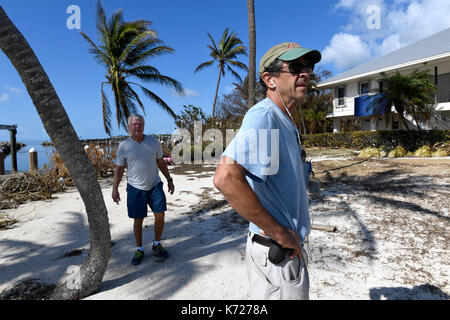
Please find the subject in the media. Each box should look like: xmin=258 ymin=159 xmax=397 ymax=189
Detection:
xmin=112 ymin=114 xmax=174 ymax=265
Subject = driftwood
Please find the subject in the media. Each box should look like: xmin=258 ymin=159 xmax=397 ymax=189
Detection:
xmin=312 ymin=224 xmax=337 ymax=233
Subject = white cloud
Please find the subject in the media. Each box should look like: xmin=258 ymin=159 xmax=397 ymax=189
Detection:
xmin=322 ymin=33 xmax=372 ymax=70
xmin=335 ymin=0 xmax=357 ymax=9
xmin=325 ymin=0 xmax=450 ymax=71
xmin=223 ymin=85 xmax=235 ymax=95
xmin=170 ymin=87 xmax=199 ymax=97
xmin=183 ymin=88 xmax=199 ymax=97
xmin=0 ymin=93 xmax=10 ymax=103
xmin=385 ymin=0 xmax=450 ymax=46
xmin=3 ymin=85 xmax=22 ymax=94
xmin=379 ymin=34 xmax=401 ymax=56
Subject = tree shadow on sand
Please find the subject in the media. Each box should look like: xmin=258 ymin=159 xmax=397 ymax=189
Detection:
xmin=309 ymin=162 xmax=448 ymax=262
xmin=0 ymin=202 xmax=249 ymax=300
xmin=0 ymin=211 xmax=91 ymax=298
xmin=369 ymin=283 xmax=449 ymax=300
xmin=98 ymin=205 xmax=248 ymax=299
xmin=317 ymin=166 xmax=449 ymax=222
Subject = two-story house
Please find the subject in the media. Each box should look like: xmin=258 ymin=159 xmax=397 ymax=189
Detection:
xmin=318 ymin=28 xmax=450 ymax=132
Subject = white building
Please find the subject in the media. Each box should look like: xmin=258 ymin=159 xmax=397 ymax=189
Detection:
xmin=318 ymin=28 xmax=450 ymax=132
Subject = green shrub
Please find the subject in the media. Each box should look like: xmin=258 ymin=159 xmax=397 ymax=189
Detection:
xmin=414 ymin=145 xmax=432 ymax=157
xmin=432 ymin=149 xmax=448 ymax=157
xmin=388 ymin=146 xmax=407 ymax=158
xmin=358 ymin=147 xmax=381 ymax=158
xmin=303 ymin=130 xmax=449 ymax=151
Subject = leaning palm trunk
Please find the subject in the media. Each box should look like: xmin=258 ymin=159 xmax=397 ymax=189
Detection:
xmin=0 ymin=7 xmax=111 ymax=299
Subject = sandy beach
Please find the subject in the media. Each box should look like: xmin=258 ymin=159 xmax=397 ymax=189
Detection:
xmin=0 ymin=158 xmax=449 ymax=300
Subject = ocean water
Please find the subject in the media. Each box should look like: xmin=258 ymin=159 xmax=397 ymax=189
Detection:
xmin=2 ymin=139 xmax=55 ymax=173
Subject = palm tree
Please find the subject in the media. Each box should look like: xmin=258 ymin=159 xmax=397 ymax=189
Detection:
xmin=303 ymin=108 xmax=329 ymax=134
xmin=367 ymin=70 xmax=440 ymax=130
xmin=0 ymin=6 xmax=110 ymax=299
xmin=80 ymin=1 xmax=183 ymax=135
xmin=194 ymin=28 xmax=248 ymax=117
xmin=247 ymin=0 xmax=256 ymax=109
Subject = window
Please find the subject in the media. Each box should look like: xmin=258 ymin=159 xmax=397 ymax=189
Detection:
xmin=360 ymin=82 xmax=369 ymax=95
xmin=337 ymin=86 xmax=345 ymax=105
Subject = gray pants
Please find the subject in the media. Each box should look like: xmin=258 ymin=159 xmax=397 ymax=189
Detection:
xmin=245 ymin=232 xmax=309 ymax=300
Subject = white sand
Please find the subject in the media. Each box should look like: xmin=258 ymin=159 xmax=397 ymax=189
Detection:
xmin=0 ymin=161 xmax=448 ymax=300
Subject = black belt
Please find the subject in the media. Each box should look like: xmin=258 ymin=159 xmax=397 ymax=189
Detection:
xmin=250 ymin=232 xmax=304 ymax=248
xmin=251 ymin=233 xmax=274 ymax=247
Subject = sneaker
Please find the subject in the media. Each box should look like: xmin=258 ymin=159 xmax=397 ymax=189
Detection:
xmin=152 ymin=243 xmax=169 ymax=259
xmin=131 ymin=250 xmax=145 ymax=265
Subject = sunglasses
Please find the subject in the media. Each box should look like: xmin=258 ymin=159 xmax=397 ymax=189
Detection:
xmin=280 ymin=61 xmax=315 ymax=75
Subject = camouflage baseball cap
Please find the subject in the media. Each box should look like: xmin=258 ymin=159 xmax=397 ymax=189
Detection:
xmin=259 ymin=42 xmax=321 ymax=76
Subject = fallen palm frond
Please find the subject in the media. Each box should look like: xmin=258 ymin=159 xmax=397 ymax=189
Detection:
xmin=0 ymin=143 xmax=117 ymax=213
xmin=0 ymin=171 xmax=65 ymax=210
xmin=0 ymin=212 xmax=18 ymax=230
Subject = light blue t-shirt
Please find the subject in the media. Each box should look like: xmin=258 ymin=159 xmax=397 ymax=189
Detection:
xmin=114 ymin=135 xmax=163 ymax=191
xmin=222 ymin=97 xmax=310 ymax=243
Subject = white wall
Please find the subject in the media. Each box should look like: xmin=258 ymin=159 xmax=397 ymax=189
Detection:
xmin=329 ymin=58 xmax=450 ymax=132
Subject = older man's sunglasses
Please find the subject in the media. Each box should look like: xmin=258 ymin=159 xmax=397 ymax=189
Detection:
xmin=280 ymin=61 xmax=315 ymax=75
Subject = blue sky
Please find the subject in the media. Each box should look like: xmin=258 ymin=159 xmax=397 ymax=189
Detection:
xmin=1 ymin=0 xmax=449 ymax=141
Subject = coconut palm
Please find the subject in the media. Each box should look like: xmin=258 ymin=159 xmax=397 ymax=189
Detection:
xmin=80 ymin=1 xmax=183 ymax=135
xmin=247 ymin=0 xmax=256 ymax=109
xmin=0 ymin=6 xmax=110 ymax=299
xmin=303 ymin=108 xmax=329 ymax=134
xmin=194 ymin=28 xmax=248 ymax=117
xmin=367 ymin=70 xmax=441 ymax=130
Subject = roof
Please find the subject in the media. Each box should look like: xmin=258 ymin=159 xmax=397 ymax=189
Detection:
xmin=318 ymin=28 xmax=450 ymax=87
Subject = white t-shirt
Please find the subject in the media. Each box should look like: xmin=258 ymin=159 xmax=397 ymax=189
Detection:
xmin=114 ymin=135 xmax=163 ymax=191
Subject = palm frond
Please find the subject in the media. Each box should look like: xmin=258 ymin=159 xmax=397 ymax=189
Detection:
xmin=79 ymin=31 xmax=110 ymax=67
xmin=130 ymin=82 xmax=177 ymax=119
xmin=124 ymin=65 xmax=160 ymax=77
xmin=226 ymin=65 xmax=243 ymax=82
xmin=207 ymin=32 xmax=219 ymax=52
xmin=194 ymin=60 xmax=214 ymax=73
xmin=119 ymin=30 xmax=157 ymax=63
xmin=225 ymin=59 xmax=248 ymax=71
xmin=101 ymin=82 xmax=112 ymax=136
xmin=126 ymin=45 xmax=174 ymax=67
xmin=131 ymin=73 xmax=183 ymax=95
xmin=123 ymin=82 xmax=146 ymax=116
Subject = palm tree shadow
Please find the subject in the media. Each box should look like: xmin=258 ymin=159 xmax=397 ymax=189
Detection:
xmin=97 ymin=206 xmax=249 ymax=299
xmin=319 ymin=167 xmax=448 ymax=221
xmin=1 ymin=205 xmax=249 ymax=299
xmin=0 ymin=211 xmax=90 ymax=292
xmin=369 ymin=284 xmax=449 ymax=300
xmin=311 ymin=164 xmax=448 ymax=265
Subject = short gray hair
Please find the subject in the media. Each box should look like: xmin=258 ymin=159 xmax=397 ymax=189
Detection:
xmin=259 ymin=59 xmax=285 ymax=94
xmin=127 ymin=114 xmax=145 ymax=127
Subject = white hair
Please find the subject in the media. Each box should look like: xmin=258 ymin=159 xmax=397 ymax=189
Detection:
xmin=127 ymin=114 xmax=145 ymax=127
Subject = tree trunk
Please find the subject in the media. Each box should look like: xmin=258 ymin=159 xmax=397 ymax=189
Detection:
xmin=0 ymin=6 xmax=111 ymax=299
xmin=394 ymin=104 xmax=410 ymax=130
xmin=247 ymin=0 xmax=256 ymax=108
xmin=212 ymin=70 xmax=222 ymax=118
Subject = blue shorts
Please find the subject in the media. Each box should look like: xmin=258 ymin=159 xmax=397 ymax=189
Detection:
xmin=126 ymin=182 xmax=167 ymax=219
